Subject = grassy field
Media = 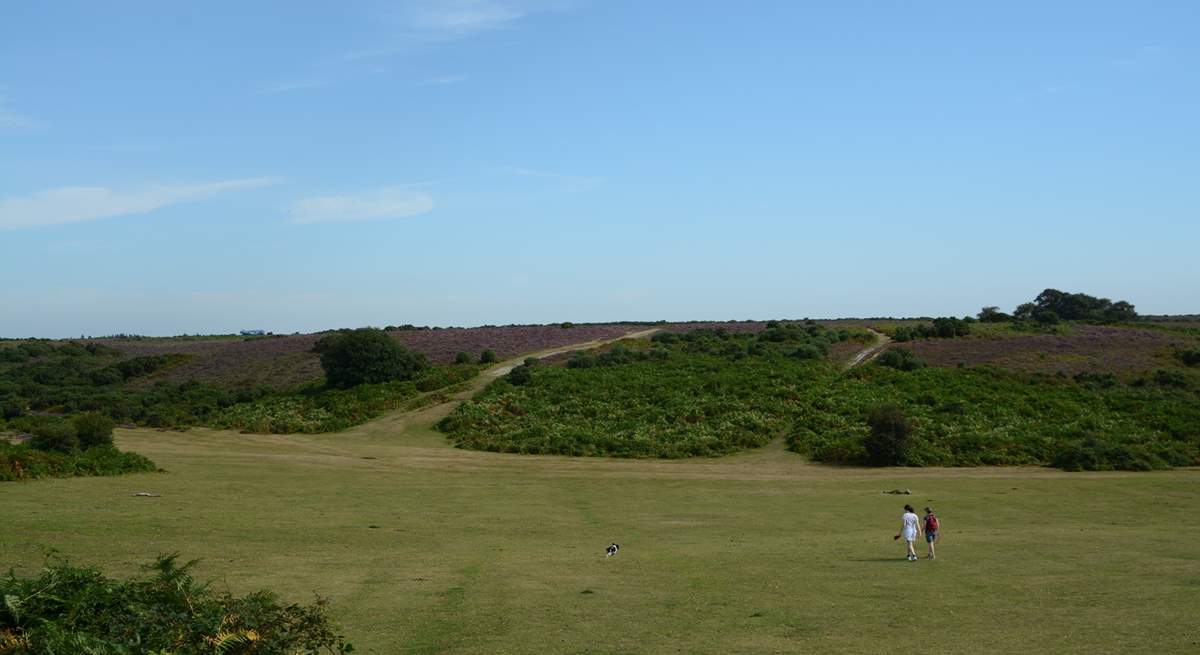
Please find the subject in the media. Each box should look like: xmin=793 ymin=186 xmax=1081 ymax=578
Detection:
xmin=4 ymin=376 xmax=1199 ymax=653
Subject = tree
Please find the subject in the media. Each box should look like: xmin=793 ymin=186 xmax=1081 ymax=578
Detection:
xmin=1015 ymin=289 xmax=1137 ymax=323
xmin=455 ymin=351 xmax=473 ymax=364
xmin=312 ymin=328 xmax=427 ymax=388
xmin=480 ymin=349 xmax=497 ymax=364
xmin=977 ymin=306 xmax=1010 ymax=323
xmin=863 ymin=405 xmax=913 ymax=466
xmin=30 ymin=422 xmax=80 ymax=454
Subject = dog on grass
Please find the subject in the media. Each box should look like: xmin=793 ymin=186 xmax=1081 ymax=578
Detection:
xmin=605 ymin=543 xmax=620 ymax=558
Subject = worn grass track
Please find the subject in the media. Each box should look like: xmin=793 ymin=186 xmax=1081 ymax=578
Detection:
xmin=3 ymin=340 xmax=1199 ymax=653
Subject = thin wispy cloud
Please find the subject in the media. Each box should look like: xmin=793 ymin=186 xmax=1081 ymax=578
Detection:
xmin=289 ymin=187 xmax=435 ymax=224
xmin=411 ymin=0 xmax=526 ymax=37
xmin=500 ymin=165 xmax=603 ymax=192
xmin=0 ymin=177 xmax=281 ymax=229
xmin=341 ymin=0 xmax=576 ymax=62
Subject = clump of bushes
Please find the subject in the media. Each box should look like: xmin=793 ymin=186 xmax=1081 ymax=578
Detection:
xmin=1052 ymin=436 xmax=1169 ymax=471
xmin=29 ymin=422 xmax=81 ymax=454
xmin=892 ymin=317 xmax=971 ymax=341
xmin=0 ymin=554 xmax=353 ymax=653
xmin=0 ymin=443 xmax=157 ymax=481
xmin=313 ymin=328 xmax=428 ymax=388
xmin=1178 ymin=348 xmax=1200 ymax=367
xmin=455 ymin=351 xmax=473 ymax=364
xmin=876 ymin=347 xmax=925 ymax=371
xmin=480 ymin=349 xmax=497 ymax=364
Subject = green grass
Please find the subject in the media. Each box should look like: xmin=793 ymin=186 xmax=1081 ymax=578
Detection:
xmin=2 ymin=425 xmax=1197 ymax=653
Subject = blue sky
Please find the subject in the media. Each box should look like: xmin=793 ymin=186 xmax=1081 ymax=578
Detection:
xmin=2 ymin=1 xmax=1197 ymax=337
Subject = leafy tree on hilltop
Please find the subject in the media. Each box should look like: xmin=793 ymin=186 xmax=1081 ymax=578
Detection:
xmin=1014 ymin=289 xmax=1137 ymax=323
xmin=313 ymin=328 xmax=427 ymax=388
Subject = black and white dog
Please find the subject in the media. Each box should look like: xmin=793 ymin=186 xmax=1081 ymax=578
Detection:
xmin=605 ymin=543 xmax=620 ymax=558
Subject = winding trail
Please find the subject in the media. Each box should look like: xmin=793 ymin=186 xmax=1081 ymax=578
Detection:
xmin=845 ymin=329 xmax=891 ymax=369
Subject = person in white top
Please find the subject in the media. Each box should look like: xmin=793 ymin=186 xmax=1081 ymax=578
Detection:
xmin=898 ymin=504 xmax=921 ymax=561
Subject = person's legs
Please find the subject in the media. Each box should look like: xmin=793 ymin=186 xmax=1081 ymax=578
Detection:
xmin=906 ymin=539 xmax=917 ymax=560
xmin=926 ymin=533 xmax=937 ymax=559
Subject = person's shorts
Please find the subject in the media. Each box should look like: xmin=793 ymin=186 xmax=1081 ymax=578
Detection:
xmin=925 ymin=532 xmax=938 ymax=543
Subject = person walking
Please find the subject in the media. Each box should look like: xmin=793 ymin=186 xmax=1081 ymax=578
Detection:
xmin=923 ymin=506 xmax=940 ymax=560
xmin=899 ymin=504 xmax=920 ymax=561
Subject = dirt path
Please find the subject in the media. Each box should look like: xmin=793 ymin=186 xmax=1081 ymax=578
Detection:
xmin=846 ymin=329 xmax=890 ymax=369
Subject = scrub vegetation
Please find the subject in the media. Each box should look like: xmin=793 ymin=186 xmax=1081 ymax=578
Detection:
xmin=0 ymin=555 xmax=352 ymax=654
xmin=441 ymin=293 xmax=1200 ymax=471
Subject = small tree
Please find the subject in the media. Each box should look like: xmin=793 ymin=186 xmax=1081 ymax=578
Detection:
xmin=73 ymin=412 xmax=116 ymax=449
xmin=30 ymin=422 xmax=80 ymax=454
xmin=863 ymin=405 xmax=912 ymax=466
xmin=455 ymin=351 xmax=473 ymax=364
xmin=480 ymin=349 xmax=497 ymax=364
xmin=312 ymin=328 xmax=427 ymax=388
xmin=977 ymin=306 xmax=1010 ymax=323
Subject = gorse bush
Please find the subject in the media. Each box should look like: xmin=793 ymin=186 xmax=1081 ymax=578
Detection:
xmin=313 ymin=328 xmax=428 ymax=388
xmin=480 ymin=349 xmax=497 ymax=364
xmin=455 ymin=351 xmax=473 ymax=364
xmin=0 ymin=554 xmax=353 ymax=653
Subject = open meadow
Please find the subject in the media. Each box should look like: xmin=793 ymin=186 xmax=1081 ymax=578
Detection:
xmin=4 ymin=379 xmax=1199 ymax=653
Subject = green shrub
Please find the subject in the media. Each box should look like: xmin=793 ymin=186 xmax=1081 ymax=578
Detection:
xmin=876 ymin=348 xmax=925 ymax=371
xmin=1177 ymin=348 xmax=1200 ymax=367
xmin=72 ymin=412 xmax=116 ymax=449
xmin=560 ymin=322 xmax=575 ymax=329
xmin=523 ymin=357 xmax=539 ymax=367
xmin=1052 ymin=436 xmax=1166 ymax=471
xmin=1154 ymin=369 xmax=1189 ymax=389
xmin=29 ymin=423 xmax=80 ymax=454
xmin=507 ymin=365 xmax=533 ymax=386
xmin=480 ymin=349 xmax=498 ymax=364
xmin=1 ymin=397 xmax=25 ymax=419
xmin=455 ymin=351 xmax=473 ymax=364
xmin=313 ymin=328 xmax=428 ymax=388
xmin=0 ymin=443 xmax=156 ymax=481
xmin=0 ymin=554 xmax=353 ymax=653
xmin=862 ymin=404 xmax=912 ymax=466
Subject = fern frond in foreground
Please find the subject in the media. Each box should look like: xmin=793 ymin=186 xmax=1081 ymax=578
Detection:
xmin=0 ymin=554 xmax=354 ymax=654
